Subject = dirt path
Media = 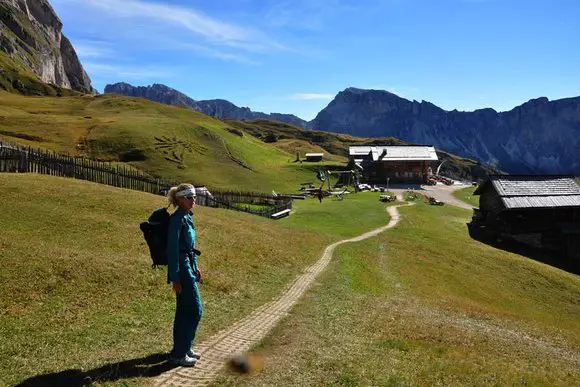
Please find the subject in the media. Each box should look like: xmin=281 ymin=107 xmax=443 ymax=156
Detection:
xmin=154 ymin=202 xmax=411 ymax=386
xmin=422 ymin=184 xmax=474 ymax=210
xmin=391 ymin=184 xmax=474 ymax=210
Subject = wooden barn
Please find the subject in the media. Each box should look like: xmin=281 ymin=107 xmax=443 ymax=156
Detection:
xmin=349 ymin=145 xmax=438 ymax=183
xmin=471 ymin=175 xmax=580 ymax=261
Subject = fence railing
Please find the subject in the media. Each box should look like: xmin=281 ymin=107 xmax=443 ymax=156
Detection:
xmin=0 ymin=140 xmax=292 ymax=218
xmin=201 ymin=191 xmax=293 ymax=218
xmin=0 ymin=141 xmax=169 ymax=194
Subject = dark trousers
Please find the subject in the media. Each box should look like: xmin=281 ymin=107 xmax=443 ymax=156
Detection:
xmin=172 ymin=264 xmax=203 ymax=357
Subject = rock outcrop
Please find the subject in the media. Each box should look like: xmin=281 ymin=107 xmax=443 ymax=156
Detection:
xmin=311 ymin=88 xmax=580 ymax=175
xmin=0 ymin=0 xmax=93 ymax=93
xmin=105 ymin=82 xmax=310 ymax=128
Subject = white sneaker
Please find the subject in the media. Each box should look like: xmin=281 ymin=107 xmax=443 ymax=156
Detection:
xmin=187 ymin=350 xmax=201 ymax=359
xmin=170 ymin=355 xmax=197 ymax=367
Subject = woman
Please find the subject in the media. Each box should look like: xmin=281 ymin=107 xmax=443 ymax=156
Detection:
xmin=166 ymin=183 xmax=203 ymax=367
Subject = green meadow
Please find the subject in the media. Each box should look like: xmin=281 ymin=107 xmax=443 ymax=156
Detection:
xmin=214 ymin=201 xmax=580 ymax=386
xmin=0 ymin=173 xmax=393 ymax=386
xmin=453 ymin=185 xmax=479 ymax=208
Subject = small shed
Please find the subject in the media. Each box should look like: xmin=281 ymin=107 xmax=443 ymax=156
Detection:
xmin=472 ymin=175 xmax=580 ymax=260
xmin=305 ymin=153 xmax=323 ymax=162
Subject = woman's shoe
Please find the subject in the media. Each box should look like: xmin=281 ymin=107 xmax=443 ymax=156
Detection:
xmin=169 ymin=354 xmax=197 ymax=367
xmin=187 ymin=349 xmax=201 ymax=359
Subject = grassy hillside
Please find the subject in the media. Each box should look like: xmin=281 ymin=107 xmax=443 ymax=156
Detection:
xmin=0 ymin=173 xmax=394 ymax=386
xmin=215 ymin=201 xmax=580 ymax=386
xmin=227 ymin=119 xmax=403 ymax=161
xmin=0 ymin=91 xmax=342 ymax=192
xmin=229 ymin=119 xmax=497 ymax=181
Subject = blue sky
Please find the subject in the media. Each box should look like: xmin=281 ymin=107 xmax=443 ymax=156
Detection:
xmin=51 ymin=0 xmax=580 ymax=121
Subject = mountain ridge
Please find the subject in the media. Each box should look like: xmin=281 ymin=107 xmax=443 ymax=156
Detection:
xmin=312 ymin=88 xmax=580 ymax=175
xmin=104 ymin=82 xmax=310 ymax=129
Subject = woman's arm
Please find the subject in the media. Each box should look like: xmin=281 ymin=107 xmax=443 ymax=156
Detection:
xmin=166 ymin=214 xmax=182 ymax=284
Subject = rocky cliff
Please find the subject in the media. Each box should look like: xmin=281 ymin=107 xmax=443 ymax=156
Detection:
xmin=312 ymin=88 xmax=580 ymax=175
xmin=0 ymin=0 xmax=93 ymax=93
xmin=105 ymin=82 xmax=310 ymax=128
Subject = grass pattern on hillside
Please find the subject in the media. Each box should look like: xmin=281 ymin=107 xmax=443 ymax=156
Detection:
xmin=153 ymin=135 xmax=207 ymax=167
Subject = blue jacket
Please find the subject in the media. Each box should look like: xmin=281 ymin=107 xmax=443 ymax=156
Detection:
xmin=166 ymin=207 xmax=198 ymax=284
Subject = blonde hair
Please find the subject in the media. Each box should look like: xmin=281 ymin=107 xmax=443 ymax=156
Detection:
xmin=167 ymin=183 xmax=195 ymax=207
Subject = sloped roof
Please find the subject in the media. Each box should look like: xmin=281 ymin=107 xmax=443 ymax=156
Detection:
xmin=475 ymin=175 xmax=580 ymax=209
xmin=349 ymin=145 xmax=438 ymax=161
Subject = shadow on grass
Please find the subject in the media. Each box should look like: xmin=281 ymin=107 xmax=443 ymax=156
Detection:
xmin=16 ymin=352 xmax=177 ymax=387
xmin=467 ymin=224 xmax=580 ymax=276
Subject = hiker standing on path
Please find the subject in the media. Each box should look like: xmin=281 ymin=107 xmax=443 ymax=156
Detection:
xmin=166 ymin=183 xmax=203 ymax=367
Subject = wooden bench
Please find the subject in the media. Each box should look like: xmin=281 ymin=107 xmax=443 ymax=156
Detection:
xmin=271 ymin=209 xmax=291 ymax=219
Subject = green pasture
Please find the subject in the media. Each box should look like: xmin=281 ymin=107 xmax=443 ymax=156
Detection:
xmin=453 ymin=185 xmax=479 ymax=208
xmin=215 ymin=201 xmax=580 ymax=386
xmin=0 ymin=173 xmax=392 ymax=386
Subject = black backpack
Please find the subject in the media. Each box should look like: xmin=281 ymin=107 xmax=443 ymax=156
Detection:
xmin=140 ymin=208 xmax=172 ymax=268
xmin=140 ymin=208 xmax=202 ymax=268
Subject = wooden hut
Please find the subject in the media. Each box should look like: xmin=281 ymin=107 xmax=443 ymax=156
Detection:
xmin=471 ymin=175 xmax=580 ymax=260
xmin=348 ymin=145 xmax=438 ymax=183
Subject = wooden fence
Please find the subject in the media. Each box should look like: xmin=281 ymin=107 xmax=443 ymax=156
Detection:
xmin=200 ymin=191 xmax=293 ymax=218
xmin=0 ymin=141 xmax=292 ymax=218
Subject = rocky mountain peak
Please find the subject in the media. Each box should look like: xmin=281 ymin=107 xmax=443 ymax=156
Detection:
xmin=0 ymin=0 xmax=93 ymax=93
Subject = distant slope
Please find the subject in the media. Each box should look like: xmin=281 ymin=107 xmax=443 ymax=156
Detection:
xmin=0 ymin=91 xmax=331 ymax=192
xmin=0 ymin=0 xmax=93 ymax=93
xmin=312 ymin=87 xmax=580 ymax=175
xmin=104 ymin=82 xmax=310 ymax=128
xmin=229 ymin=119 xmax=496 ymax=181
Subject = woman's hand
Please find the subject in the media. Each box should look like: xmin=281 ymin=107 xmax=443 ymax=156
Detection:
xmin=172 ymin=280 xmax=182 ymax=294
xmin=195 ymin=269 xmax=202 ymax=283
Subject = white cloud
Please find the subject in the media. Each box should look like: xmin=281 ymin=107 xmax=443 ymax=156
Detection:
xmin=72 ymin=40 xmax=114 ymax=58
xmin=290 ymin=93 xmax=335 ymax=100
xmin=56 ymin=0 xmax=282 ymax=52
xmin=264 ymin=0 xmax=356 ymax=30
xmin=83 ymin=62 xmax=173 ymax=80
xmin=170 ymin=42 xmax=261 ymax=65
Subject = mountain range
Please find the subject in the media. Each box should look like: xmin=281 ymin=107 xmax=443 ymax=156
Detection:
xmin=104 ymin=83 xmax=309 ymax=128
xmin=105 ymin=82 xmax=580 ymax=175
